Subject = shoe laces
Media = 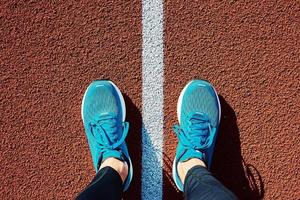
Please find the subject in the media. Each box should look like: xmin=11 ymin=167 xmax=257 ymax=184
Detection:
xmin=173 ymin=112 xmax=214 ymax=150
xmin=89 ymin=113 xmax=129 ymax=150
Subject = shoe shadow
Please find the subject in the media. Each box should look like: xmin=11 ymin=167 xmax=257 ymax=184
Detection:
xmin=163 ymin=154 xmax=183 ymax=200
xmin=211 ymin=95 xmax=265 ymax=200
xmin=141 ymin=125 xmax=164 ymax=200
xmin=123 ymin=94 xmax=164 ymax=200
xmin=123 ymin=94 xmax=142 ymax=200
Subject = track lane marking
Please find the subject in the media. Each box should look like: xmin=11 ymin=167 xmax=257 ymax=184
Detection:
xmin=141 ymin=0 xmax=164 ymax=199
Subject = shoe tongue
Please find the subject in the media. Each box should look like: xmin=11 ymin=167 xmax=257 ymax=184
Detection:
xmin=97 ymin=150 xmax=124 ymax=170
xmin=187 ymin=113 xmax=210 ymax=145
xmin=179 ymin=149 xmax=205 ymax=163
xmin=95 ymin=113 xmax=120 ymax=145
xmin=102 ymin=150 xmax=123 ymax=162
xmin=189 ymin=128 xmax=209 ymax=144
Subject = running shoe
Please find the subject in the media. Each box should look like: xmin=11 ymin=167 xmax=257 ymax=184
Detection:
xmin=172 ymin=79 xmax=221 ymax=191
xmin=81 ymin=80 xmax=133 ymax=191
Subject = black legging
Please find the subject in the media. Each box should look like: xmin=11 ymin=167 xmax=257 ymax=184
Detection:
xmin=76 ymin=166 xmax=238 ymax=200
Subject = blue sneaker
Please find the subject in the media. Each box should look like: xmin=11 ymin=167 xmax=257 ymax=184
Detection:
xmin=172 ymin=80 xmax=221 ymax=191
xmin=81 ymin=80 xmax=133 ymax=191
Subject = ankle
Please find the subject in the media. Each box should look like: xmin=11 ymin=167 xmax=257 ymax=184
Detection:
xmin=177 ymin=158 xmax=206 ymax=183
xmin=100 ymin=157 xmax=128 ymax=183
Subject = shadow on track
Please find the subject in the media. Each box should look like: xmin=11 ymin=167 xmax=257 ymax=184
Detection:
xmin=123 ymin=94 xmax=142 ymax=200
xmin=211 ymin=95 xmax=264 ymax=200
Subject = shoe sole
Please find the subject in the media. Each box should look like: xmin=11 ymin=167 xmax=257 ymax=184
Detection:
xmin=81 ymin=80 xmax=133 ymax=191
xmin=172 ymin=80 xmax=221 ymax=191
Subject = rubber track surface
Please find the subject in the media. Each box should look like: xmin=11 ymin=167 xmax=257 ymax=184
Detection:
xmin=1 ymin=0 xmax=299 ymax=199
xmin=1 ymin=1 xmax=142 ymax=199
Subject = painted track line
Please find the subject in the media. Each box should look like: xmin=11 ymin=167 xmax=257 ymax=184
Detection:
xmin=141 ymin=0 xmax=164 ymax=199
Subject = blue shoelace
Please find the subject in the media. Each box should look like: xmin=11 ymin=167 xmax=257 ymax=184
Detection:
xmin=173 ymin=112 xmax=214 ymax=150
xmin=89 ymin=113 xmax=129 ymax=150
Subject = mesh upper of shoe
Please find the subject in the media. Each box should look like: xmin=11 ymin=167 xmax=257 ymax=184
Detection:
xmin=84 ymin=83 xmax=122 ymax=125
xmin=181 ymin=85 xmax=219 ymax=128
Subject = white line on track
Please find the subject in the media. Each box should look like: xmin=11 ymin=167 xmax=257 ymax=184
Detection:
xmin=141 ymin=0 xmax=164 ymax=199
